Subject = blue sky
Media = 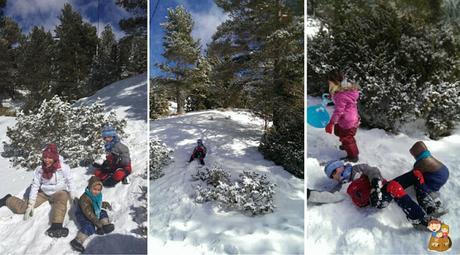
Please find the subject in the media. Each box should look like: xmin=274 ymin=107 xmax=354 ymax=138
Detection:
xmin=5 ymin=0 xmax=130 ymax=39
xmin=150 ymin=0 xmax=228 ymax=76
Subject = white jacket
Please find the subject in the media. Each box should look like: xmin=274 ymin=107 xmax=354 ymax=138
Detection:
xmin=29 ymin=156 xmax=75 ymax=202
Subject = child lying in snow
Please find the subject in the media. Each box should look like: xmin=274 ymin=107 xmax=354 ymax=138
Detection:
xmin=324 ymin=160 xmax=439 ymax=229
xmin=70 ymin=176 xmax=114 ymax=252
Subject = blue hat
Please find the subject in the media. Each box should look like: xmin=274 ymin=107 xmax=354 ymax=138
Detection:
xmin=101 ymin=125 xmax=117 ymax=138
xmin=324 ymin=160 xmax=344 ymax=178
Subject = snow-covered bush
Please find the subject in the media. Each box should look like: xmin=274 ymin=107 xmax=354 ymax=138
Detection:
xmin=194 ymin=166 xmax=276 ymax=216
xmin=308 ymin=1 xmax=460 ymax=139
xmin=191 ymin=165 xmax=231 ymax=186
xmin=259 ymin=125 xmax=304 ymax=178
xmin=3 ymin=95 xmax=126 ymax=169
xmin=150 ymin=139 xmax=172 ymax=180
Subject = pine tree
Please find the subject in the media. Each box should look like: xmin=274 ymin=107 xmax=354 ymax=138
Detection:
xmin=116 ymin=0 xmax=147 ymax=37
xmin=0 ymin=16 xmax=21 ymax=105
xmin=88 ymin=25 xmax=120 ymax=93
xmin=17 ymin=26 xmax=55 ymax=112
xmin=156 ymin=6 xmax=201 ymax=114
xmin=54 ymin=3 xmax=98 ymax=101
xmin=117 ymin=0 xmax=147 ymax=76
xmin=212 ymin=0 xmax=305 ymax=177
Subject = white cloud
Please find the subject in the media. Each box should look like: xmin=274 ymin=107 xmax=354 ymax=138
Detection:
xmin=190 ymin=4 xmax=228 ymax=49
xmin=6 ymin=0 xmax=70 ymax=33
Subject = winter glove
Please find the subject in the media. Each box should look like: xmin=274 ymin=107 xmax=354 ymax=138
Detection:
xmin=369 ymin=178 xmax=384 ymax=208
xmin=102 ymin=201 xmax=112 ymax=211
xmin=325 ymin=122 xmax=334 ymax=134
xmin=23 ymin=201 xmax=35 ymax=220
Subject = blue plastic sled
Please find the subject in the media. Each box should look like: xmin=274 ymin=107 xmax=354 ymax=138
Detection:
xmin=307 ymin=94 xmax=331 ymax=128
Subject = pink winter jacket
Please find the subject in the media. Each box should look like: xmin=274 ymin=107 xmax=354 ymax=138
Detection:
xmin=330 ymin=90 xmax=360 ymax=130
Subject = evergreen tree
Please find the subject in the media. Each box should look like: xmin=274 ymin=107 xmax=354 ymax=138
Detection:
xmin=117 ymin=0 xmax=147 ymax=37
xmin=17 ymin=26 xmax=55 ymax=112
xmin=54 ymin=3 xmax=98 ymax=101
xmin=117 ymin=0 xmax=147 ymax=76
xmin=0 ymin=16 xmax=21 ymax=105
xmin=88 ymin=25 xmax=120 ymax=92
xmin=156 ymin=6 xmax=201 ymax=114
xmin=212 ymin=0 xmax=304 ymax=177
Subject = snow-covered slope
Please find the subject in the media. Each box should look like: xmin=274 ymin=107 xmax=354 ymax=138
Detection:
xmin=150 ymin=110 xmax=304 ymax=254
xmin=0 ymin=74 xmax=148 ymax=254
xmin=307 ymin=95 xmax=460 ymax=254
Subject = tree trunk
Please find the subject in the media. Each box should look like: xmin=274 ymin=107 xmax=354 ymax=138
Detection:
xmin=176 ymin=86 xmax=184 ymax=114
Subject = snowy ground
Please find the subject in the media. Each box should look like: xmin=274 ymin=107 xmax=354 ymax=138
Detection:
xmin=150 ymin=110 xmax=304 ymax=254
xmin=307 ymin=95 xmax=460 ymax=254
xmin=0 ymin=74 xmax=148 ymax=254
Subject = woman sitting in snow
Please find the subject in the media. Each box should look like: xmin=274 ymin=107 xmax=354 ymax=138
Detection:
xmin=93 ymin=126 xmax=132 ymax=187
xmin=324 ymin=160 xmax=439 ymax=229
xmin=70 ymin=176 xmax=114 ymax=252
xmin=0 ymin=144 xmax=76 ymax=238
xmin=188 ymin=139 xmax=207 ymax=165
xmin=324 ymin=70 xmax=361 ymax=162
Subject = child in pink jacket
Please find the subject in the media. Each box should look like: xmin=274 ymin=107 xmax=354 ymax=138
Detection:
xmin=325 ymin=70 xmax=360 ymax=162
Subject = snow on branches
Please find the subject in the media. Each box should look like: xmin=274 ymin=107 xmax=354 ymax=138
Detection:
xmin=150 ymin=138 xmax=172 ymax=180
xmin=192 ymin=165 xmax=276 ymax=216
xmin=3 ymin=95 xmax=126 ymax=169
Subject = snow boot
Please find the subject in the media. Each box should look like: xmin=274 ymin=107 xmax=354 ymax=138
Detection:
xmin=199 ymin=159 xmax=205 ymax=165
xmin=339 ymin=145 xmax=345 ymax=150
xmin=46 ymin=223 xmax=69 ymax=238
xmin=122 ymin=176 xmax=130 ymax=185
xmin=70 ymin=239 xmax=85 ymax=253
xmin=411 ymin=216 xmax=433 ymax=232
xmin=102 ymin=177 xmax=118 ymax=187
xmin=0 ymin=194 xmax=11 ymax=207
xmin=70 ymin=231 xmax=87 ymax=252
xmin=340 ymin=156 xmax=359 ymax=163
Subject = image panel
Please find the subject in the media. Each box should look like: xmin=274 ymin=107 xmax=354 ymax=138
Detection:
xmin=307 ymin=1 xmax=456 ymax=254
xmin=150 ymin=0 xmax=305 ymax=254
xmin=0 ymin=1 xmax=148 ymax=254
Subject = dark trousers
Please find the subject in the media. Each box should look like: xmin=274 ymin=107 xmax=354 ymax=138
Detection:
xmin=75 ymin=207 xmax=109 ymax=236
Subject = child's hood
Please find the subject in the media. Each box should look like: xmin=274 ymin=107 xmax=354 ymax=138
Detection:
xmin=87 ymin=176 xmax=103 ymax=190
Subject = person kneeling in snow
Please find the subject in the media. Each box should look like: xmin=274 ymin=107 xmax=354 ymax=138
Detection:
xmin=324 ymin=160 xmax=438 ymax=229
xmin=188 ymin=139 xmax=207 ymax=165
xmin=407 ymin=141 xmax=449 ymax=217
xmin=0 ymin=144 xmax=77 ymax=238
xmin=93 ymin=126 xmax=132 ymax=187
xmin=70 ymin=176 xmax=114 ymax=252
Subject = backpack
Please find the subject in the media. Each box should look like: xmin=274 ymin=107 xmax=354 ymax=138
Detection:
xmin=346 ymin=175 xmax=371 ymax=207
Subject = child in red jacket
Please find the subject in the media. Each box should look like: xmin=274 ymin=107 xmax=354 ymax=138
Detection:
xmin=188 ymin=139 xmax=207 ymax=165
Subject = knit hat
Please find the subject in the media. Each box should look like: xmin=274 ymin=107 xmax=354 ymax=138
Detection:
xmin=101 ymin=125 xmax=117 ymax=138
xmin=88 ymin=176 xmax=103 ymax=190
xmin=42 ymin=144 xmax=59 ymax=162
xmin=324 ymin=160 xmax=344 ymax=178
xmin=410 ymin=141 xmax=428 ymax=159
xmin=197 ymin=139 xmax=203 ymax=145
